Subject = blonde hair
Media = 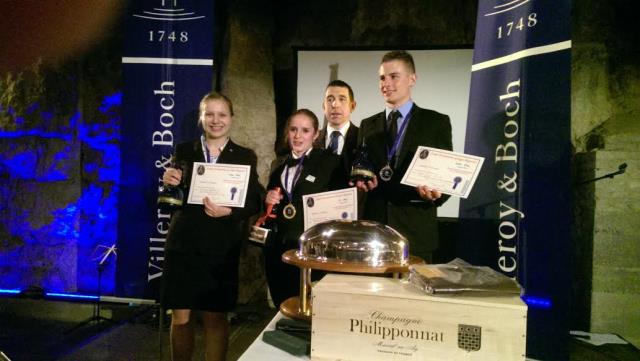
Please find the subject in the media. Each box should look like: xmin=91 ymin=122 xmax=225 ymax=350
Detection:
xmin=197 ymin=91 xmax=234 ymax=128
xmin=381 ymin=50 xmax=416 ymax=74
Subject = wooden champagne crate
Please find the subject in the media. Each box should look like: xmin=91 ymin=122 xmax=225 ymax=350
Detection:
xmin=311 ymin=274 xmax=527 ymax=361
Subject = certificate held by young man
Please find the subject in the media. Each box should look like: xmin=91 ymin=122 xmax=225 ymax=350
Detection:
xmin=400 ymin=147 xmax=484 ymax=199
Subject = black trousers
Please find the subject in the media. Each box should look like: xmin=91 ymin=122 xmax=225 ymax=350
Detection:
xmin=264 ymin=238 xmax=300 ymax=309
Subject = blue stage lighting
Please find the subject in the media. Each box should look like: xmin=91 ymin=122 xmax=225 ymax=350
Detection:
xmin=0 ymin=288 xmax=22 ymax=295
xmin=45 ymin=292 xmax=99 ymax=301
xmin=521 ymin=295 xmax=552 ymax=309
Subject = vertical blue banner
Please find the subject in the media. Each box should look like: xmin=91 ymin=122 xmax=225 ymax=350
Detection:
xmin=460 ymin=1 xmax=571 ymax=359
xmin=118 ymin=0 xmax=215 ymax=299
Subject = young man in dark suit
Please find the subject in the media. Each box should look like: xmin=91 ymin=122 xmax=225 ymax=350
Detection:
xmin=313 ymin=80 xmax=359 ymax=176
xmin=354 ymin=50 xmax=453 ymax=263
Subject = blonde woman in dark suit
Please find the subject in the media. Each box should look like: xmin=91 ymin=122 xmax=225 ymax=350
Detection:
xmin=160 ymin=92 xmax=262 ymax=361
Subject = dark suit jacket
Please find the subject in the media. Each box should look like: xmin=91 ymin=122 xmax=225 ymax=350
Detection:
xmin=313 ymin=122 xmax=359 ymax=177
xmin=165 ymin=139 xmax=262 ymax=258
xmin=266 ymin=148 xmax=347 ymax=246
xmin=358 ymin=104 xmax=452 ymax=258
xmin=262 ymin=148 xmax=347 ymax=307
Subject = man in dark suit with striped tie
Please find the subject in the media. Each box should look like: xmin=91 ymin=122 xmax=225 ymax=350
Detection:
xmin=355 ymin=50 xmax=453 ymax=262
xmin=313 ymin=80 xmax=359 ymax=176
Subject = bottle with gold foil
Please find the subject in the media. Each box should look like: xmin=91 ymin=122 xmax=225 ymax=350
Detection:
xmin=350 ymin=144 xmax=376 ymax=182
xmin=157 ymin=158 xmax=185 ymax=209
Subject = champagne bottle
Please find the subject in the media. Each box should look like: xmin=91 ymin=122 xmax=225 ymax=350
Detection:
xmin=157 ymin=158 xmax=185 ymax=209
xmin=350 ymin=144 xmax=376 ymax=182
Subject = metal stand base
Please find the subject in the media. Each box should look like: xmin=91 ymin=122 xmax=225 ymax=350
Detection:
xmin=64 ymin=264 xmax=116 ymax=335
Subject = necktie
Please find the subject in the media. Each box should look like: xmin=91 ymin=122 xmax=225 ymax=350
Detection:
xmin=328 ymin=130 xmax=341 ymax=154
xmin=387 ymin=110 xmax=400 ymax=146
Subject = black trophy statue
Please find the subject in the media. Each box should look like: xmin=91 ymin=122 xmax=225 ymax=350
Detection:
xmin=158 ymin=158 xmax=186 ymax=209
xmin=350 ymin=144 xmax=376 ymax=182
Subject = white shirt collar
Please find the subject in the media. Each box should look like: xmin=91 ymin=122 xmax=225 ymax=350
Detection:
xmin=201 ymin=135 xmax=230 ymax=163
xmin=327 ymin=121 xmax=350 ymax=138
xmin=291 ymin=147 xmax=313 ymax=160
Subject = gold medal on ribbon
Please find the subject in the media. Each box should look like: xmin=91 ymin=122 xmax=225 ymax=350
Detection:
xmin=283 ymin=203 xmax=297 ymax=219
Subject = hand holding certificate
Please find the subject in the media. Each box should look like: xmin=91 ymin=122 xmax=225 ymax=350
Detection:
xmin=400 ymin=147 xmax=484 ymax=199
xmin=302 ymin=187 xmax=358 ymax=230
xmin=187 ymin=162 xmax=251 ymax=207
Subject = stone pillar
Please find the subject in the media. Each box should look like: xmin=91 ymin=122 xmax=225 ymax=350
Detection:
xmin=221 ymin=0 xmax=276 ymax=304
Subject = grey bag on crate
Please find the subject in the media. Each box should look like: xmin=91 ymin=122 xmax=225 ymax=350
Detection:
xmin=408 ymin=258 xmax=522 ymax=295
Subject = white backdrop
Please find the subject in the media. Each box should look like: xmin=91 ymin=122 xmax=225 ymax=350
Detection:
xmin=297 ymin=49 xmax=473 ymax=217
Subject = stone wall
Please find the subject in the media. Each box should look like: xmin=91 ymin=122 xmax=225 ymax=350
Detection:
xmin=0 ymin=53 xmax=121 ymax=294
xmin=571 ymin=0 xmax=640 ymax=346
xmin=1 ymin=63 xmax=81 ymax=292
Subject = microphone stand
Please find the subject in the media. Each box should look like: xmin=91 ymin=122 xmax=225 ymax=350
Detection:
xmin=64 ymin=245 xmax=118 ymax=335
xmin=579 ymin=163 xmax=627 ymax=184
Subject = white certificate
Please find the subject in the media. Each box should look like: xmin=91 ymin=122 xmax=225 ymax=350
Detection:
xmin=187 ymin=162 xmax=251 ymax=208
xmin=302 ymin=187 xmax=358 ymax=230
xmin=400 ymin=147 xmax=484 ymax=198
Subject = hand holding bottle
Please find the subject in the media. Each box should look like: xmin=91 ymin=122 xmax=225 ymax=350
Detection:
xmin=162 ymin=167 xmax=183 ymax=186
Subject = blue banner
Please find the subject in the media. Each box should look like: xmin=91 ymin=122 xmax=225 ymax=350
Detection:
xmin=118 ymin=0 xmax=215 ymax=299
xmin=460 ymin=1 xmax=571 ymax=359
